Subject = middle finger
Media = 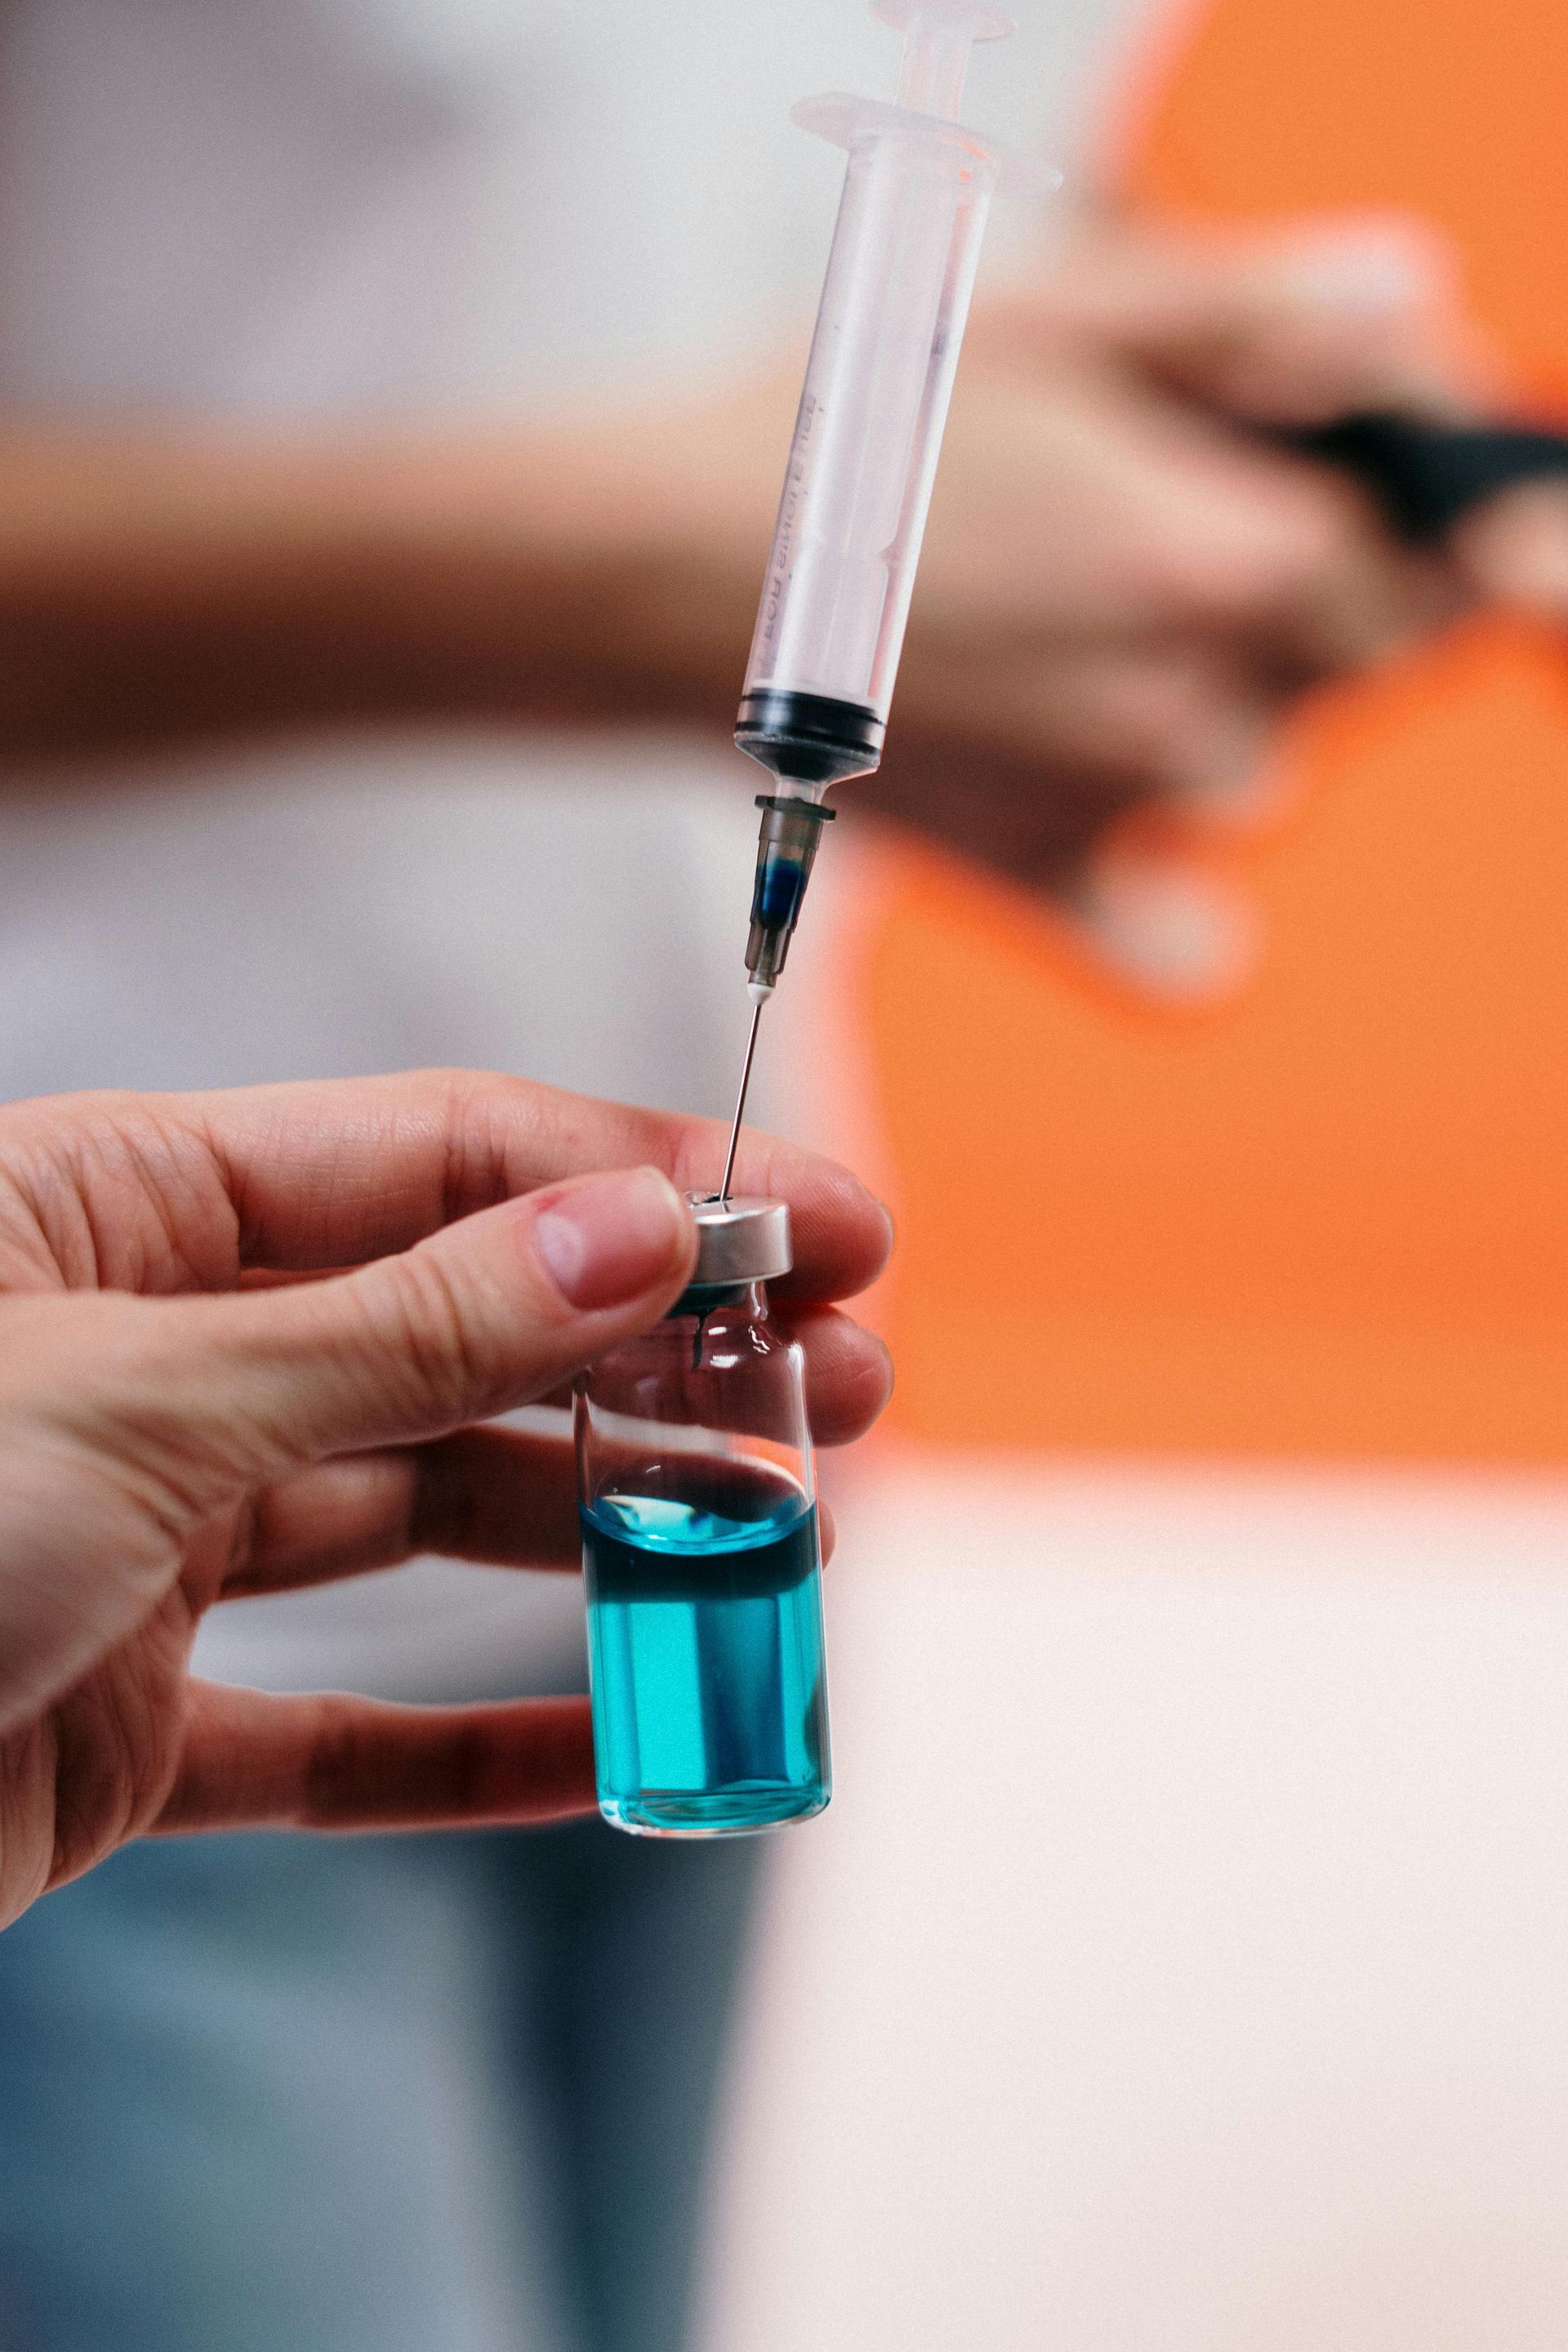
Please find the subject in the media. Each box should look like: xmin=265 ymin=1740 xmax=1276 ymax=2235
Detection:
xmin=221 ymin=1306 xmax=888 ymax=1598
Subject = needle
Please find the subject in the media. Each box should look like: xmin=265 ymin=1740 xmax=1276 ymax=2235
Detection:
xmin=719 ymin=1000 xmax=764 ymax=1204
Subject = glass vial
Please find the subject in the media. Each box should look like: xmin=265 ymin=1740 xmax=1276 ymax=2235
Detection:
xmin=576 ymin=1195 xmax=831 ymax=1838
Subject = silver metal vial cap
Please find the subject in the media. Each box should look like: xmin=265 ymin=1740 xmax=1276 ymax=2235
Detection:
xmin=685 ymin=1194 xmax=793 ymax=1286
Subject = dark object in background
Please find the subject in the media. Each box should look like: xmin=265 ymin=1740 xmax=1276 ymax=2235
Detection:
xmin=1277 ymin=409 xmax=1568 ymax=542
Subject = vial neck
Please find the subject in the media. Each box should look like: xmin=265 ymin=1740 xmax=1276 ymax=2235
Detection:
xmin=666 ymin=1278 xmax=768 ymax=1321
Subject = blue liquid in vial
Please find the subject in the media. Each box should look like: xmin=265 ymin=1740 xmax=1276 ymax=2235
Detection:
xmin=582 ymin=1486 xmax=831 ymax=1837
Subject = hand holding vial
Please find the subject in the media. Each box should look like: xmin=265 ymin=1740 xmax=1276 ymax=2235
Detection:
xmin=0 ymin=1071 xmax=892 ymax=1929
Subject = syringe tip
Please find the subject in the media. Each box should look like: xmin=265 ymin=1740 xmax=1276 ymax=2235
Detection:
xmin=747 ymin=978 xmax=775 ymax=1006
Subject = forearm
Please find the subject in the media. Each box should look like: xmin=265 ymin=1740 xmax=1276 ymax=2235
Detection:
xmin=0 ymin=409 xmax=768 ymax=762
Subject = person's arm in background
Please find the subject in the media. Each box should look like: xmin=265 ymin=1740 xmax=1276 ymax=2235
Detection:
xmin=0 ymin=1067 xmax=893 ymax=1929
xmin=1 ymin=216 xmax=1557 ymax=933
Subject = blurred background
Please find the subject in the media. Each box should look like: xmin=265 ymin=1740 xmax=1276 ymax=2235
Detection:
xmin=705 ymin=2 xmax=1568 ymax=2345
xmin=4 ymin=0 xmax=1568 ymax=2347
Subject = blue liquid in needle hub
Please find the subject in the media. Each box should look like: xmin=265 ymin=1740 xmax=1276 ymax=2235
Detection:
xmin=582 ymin=1488 xmax=831 ymax=1837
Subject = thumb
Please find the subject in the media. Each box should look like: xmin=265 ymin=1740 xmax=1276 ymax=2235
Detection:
xmin=0 ymin=1165 xmax=695 ymax=1732
xmin=46 ymin=1165 xmax=697 ymax=1508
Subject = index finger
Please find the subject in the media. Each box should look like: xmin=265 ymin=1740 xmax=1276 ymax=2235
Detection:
xmin=182 ymin=1068 xmax=891 ymax=1302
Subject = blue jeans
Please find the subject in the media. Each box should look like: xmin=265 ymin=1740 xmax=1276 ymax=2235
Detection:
xmin=0 ymin=1820 xmax=760 ymax=2352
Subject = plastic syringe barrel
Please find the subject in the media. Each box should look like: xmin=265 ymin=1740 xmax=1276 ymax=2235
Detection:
xmin=734 ymin=99 xmax=1001 ymax=791
xmin=733 ymin=5 xmax=1050 ymax=996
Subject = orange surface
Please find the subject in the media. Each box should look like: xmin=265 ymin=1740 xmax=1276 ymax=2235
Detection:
xmin=866 ymin=0 xmax=1568 ymax=1460
xmin=1117 ymin=0 xmax=1568 ymax=410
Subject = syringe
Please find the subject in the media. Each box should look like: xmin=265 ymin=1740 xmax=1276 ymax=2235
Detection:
xmin=719 ymin=0 xmax=1054 ymax=1188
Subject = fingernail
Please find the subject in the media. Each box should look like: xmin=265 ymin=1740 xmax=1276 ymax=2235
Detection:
xmin=533 ymin=1169 xmax=691 ymax=1312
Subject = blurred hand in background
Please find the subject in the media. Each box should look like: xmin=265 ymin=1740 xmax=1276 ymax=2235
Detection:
xmin=844 ymin=212 xmax=1568 ymax=989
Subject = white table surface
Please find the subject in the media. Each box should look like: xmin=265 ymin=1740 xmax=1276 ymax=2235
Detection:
xmin=699 ymin=1452 xmax=1568 ymax=2352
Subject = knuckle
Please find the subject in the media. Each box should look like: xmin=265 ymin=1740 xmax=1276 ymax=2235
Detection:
xmin=369 ymin=1248 xmax=497 ymax=1427
xmin=300 ymin=1694 xmax=368 ymax=1824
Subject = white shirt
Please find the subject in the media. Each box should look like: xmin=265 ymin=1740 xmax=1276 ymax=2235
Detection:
xmin=0 ymin=0 xmax=1132 ymax=1695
